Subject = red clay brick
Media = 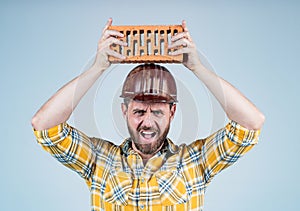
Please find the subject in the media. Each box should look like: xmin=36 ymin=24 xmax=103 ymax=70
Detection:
xmin=108 ymin=25 xmax=183 ymax=63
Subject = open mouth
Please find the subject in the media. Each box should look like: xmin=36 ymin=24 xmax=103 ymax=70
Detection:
xmin=140 ymin=131 xmax=157 ymax=139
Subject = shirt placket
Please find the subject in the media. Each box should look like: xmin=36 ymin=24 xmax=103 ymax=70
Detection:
xmin=138 ymin=175 xmax=147 ymax=210
xmin=126 ymin=151 xmax=148 ymax=209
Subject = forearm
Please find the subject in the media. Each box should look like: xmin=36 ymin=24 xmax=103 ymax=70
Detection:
xmin=169 ymin=20 xmax=265 ymax=130
xmin=31 ymin=65 xmax=105 ymax=130
xmin=193 ymin=64 xmax=265 ymax=130
xmin=31 ymin=18 xmax=126 ymax=131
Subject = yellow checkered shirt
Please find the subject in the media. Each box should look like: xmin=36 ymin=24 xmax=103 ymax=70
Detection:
xmin=34 ymin=120 xmax=260 ymax=211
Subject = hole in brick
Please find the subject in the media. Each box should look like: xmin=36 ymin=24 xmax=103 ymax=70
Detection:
xmin=126 ymin=31 xmax=131 ymax=47
xmin=140 ymin=49 xmax=144 ymax=56
xmin=154 ymin=30 xmax=158 ymax=46
xmin=147 ymin=30 xmax=151 ymax=37
xmin=119 ymin=30 xmax=124 ymax=54
xmin=167 ymin=29 xmax=171 ymax=45
xmin=120 ymin=45 xmax=123 ymax=55
xmin=140 ymin=30 xmax=144 ymax=46
xmin=127 ymin=49 xmax=131 ymax=56
xmin=133 ymin=30 xmax=137 ymax=36
xmin=154 ymin=49 xmax=158 ymax=55
xmin=147 ymin=39 xmax=151 ymax=55
xmin=173 ymin=29 xmax=178 ymax=35
xmin=160 ymin=30 xmax=164 ymax=36
xmin=160 ymin=39 xmax=164 ymax=55
xmin=133 ymin=40 xmax=137 ymax=56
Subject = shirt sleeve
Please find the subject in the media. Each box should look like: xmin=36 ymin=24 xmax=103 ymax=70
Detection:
xmin=33 ymin=123 xmax=96 ymax=182
xmin=189 ymin=120 xmax=261 ymax=185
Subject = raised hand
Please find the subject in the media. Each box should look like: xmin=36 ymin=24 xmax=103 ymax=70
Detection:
xmin=94 ymin=18 xmax=127 ymax=69
xmin=168 ymin=20 xmax=201 ymax=71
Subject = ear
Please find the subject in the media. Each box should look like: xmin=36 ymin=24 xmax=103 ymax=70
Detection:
xmin=170 ymin=104 xmax=176 ymax=121
xmin=121 ymin=103 xmax=128 ymax=118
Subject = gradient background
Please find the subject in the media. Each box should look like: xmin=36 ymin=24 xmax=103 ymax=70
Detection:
xmin=1 ymin=0 xmax=299 ymax=210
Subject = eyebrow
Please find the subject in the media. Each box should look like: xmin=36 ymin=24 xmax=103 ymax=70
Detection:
xmin=151 ymin=108 xmax=163 ymax=113
xmin=132 ymin=108 xmax=146 ymax=112
xmin=132 ymin=108 xmax=163 ymax=113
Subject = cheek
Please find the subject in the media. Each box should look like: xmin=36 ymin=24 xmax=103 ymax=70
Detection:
xmin=127 ymin=115 xmax=140 ymax=129
xmin=154 ymin=117 xmax=170 ymax=130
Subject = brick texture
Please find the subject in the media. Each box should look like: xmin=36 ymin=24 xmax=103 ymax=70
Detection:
xmin=108 ymin=25 xmax=183 ymax=63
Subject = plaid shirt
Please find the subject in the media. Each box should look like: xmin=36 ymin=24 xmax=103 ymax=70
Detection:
xmin=34 ymin=120 xmax=260 ymax=211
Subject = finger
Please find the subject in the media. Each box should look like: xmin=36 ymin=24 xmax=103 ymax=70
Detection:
xmin=102 ymin=29 xmax=125 ymax=40
xmin=182 ymin=20 xmax=188 ymax=32
xmin=113 ymin=39 xmax=127 ymax=47
xmin=171 ymin=31 xmax=190 ymax=42
xmin=181 ymin=20 xmax=193 ymax=42
xmin=102 ymin=18 xmax=113 ymax=34
xmin=169 ymin=47 xmax=190 ymax=56
xmin=171 ymin=20 xmax=191 ymax=42
xmin=107 ymin=49 xmax=126 ymax=60
xmin=168 ymin=39 xmax=190 ymax=49
xmin=105 ymin=36 xmax=127 ymax=46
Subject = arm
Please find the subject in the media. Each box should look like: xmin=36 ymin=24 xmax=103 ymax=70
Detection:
xmin=189 ymin=121 xmax=260 ymax=185
xmin=169 ymin=21 xmax=265 ymax=130
xmin=31 ymin=18 xmax=127 ymax=130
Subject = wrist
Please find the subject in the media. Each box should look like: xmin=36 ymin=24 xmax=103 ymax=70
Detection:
xmin=190 ymin=62 xmax=206 ymax=74
xmin=90 ymin=61 xmax=108 ymax=75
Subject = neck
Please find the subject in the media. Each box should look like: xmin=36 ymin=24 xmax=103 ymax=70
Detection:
xmin=140 ymin=156 xmax=151 ymax=166
xmin=131 ymin=141 xmax=165 ymax=166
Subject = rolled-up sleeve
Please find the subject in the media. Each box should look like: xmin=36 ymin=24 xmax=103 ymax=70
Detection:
xmin=225 ymin=120 xmax=260 ymax=146
xmin=190 ymin=120 xmax=260 ymax=185
xmin=33 ymin=123 xmax=96 ymax=181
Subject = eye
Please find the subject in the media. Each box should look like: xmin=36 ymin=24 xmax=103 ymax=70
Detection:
xmin=133 ymin=110 xmax=146 ymax=116
xmin=152 ymin=110 xmax=163 ymax=117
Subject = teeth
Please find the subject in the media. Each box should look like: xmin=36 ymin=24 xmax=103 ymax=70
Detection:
xmin=141 ymin=131 xmax=156 ymax=138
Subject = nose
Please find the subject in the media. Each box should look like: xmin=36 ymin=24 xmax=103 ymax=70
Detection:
xmin=141 ymin=111 xmax=154 ymax=128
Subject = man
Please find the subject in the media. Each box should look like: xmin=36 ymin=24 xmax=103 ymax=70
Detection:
xmin=32 ymin=18 xmax=265 ymax=211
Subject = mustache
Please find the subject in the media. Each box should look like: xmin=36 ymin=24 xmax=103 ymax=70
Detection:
xmin=137 ymin=121 xmax=160 ymax=133
xmin=137 ymin=126 xmax=157 ymax=132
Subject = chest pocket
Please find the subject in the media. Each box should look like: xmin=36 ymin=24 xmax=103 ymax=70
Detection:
xmin=155 ymin=169 xmax=189 ymax=206
xmin=103 ymin=171 xmax=132 ymax=206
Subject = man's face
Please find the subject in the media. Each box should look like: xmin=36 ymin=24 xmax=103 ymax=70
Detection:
xmin=122 ymin=100 xmax=176 ymax=156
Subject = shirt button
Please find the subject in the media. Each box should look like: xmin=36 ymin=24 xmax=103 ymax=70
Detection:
xmin=140 ymin=204 xmax=145 ymax=209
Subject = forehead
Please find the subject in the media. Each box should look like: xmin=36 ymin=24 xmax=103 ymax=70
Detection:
xmin=128 ymin=101 xmax=170 ymax=110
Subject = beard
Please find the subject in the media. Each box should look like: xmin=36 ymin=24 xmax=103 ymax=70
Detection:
xmin=127 ymin=122 xmax=170 ymax=155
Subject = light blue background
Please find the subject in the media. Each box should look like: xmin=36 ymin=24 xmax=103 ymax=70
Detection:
xmin=1 ymin=0 xmax=299 ymax=210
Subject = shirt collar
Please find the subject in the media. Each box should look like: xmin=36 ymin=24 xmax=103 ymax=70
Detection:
xmin=120 ymin=138 xmax=179 ymax=156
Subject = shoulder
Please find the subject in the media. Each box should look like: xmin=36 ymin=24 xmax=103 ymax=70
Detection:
xmin=89 ymin=137 xmax=118 ymax=152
